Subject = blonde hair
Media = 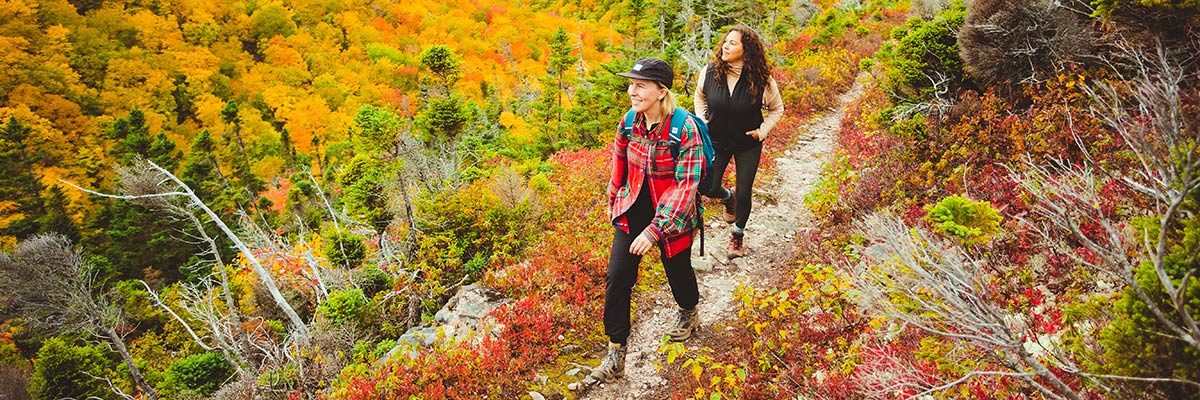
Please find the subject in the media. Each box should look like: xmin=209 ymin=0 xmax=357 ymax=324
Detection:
xmin=657 ymin=83 xmax=677 ymax=116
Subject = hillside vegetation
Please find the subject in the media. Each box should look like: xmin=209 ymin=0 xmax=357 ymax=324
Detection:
xmin=0 ymin=0 xmax=1197 ymax=398
xmin=654 ymin=1 xmax=1200 ymax=399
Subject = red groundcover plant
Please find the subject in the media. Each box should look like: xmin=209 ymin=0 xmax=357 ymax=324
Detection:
xmin=332 ymin=295 xmax=563 ymax=399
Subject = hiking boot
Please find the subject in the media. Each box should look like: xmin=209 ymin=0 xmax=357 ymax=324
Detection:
xmin=586 ymin=343 xmax=626 ymax=384
xmin=722 ymin=188 xmax=736 ymax=223
xmin=665 ymin=307 xmax=700 ymax=342
xmin=729 ymin=231 xmax=745 ymax=259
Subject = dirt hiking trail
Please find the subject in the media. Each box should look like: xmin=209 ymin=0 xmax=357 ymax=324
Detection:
xmin=566 ymin=74 xmax=867 ymax=400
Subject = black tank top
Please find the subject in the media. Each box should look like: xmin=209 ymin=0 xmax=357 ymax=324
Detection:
xmin=702 ymin=64 xmax=764 ymax=152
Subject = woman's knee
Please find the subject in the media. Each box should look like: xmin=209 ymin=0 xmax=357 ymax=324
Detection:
xmin=604 ymin=274 xmax=636 ymax=296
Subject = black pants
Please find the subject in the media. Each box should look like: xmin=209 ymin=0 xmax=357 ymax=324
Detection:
xmin=604 ymin=188 xmax=699 ymax=346
xmin=701 ymin=142 xmax=763 ymax=230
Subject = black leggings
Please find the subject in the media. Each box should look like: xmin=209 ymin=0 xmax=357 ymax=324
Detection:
xmin=701 ymin=142 xmax=763 ymax=230
xmin=604 ymin=187 xmax=698 ymax=346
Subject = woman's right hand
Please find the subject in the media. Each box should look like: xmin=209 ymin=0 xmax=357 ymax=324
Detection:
xmin=629 ymin=232 xmax=655 ymax=255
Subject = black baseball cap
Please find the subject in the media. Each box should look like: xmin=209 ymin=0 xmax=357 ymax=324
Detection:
xmin=617 ymin=58 xmax=674 ymax=89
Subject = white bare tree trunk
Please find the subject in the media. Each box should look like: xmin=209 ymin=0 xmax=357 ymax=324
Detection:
xmin=106 ymin=326 xmax=161 ymax=400
xmin=62 ymin=159 xmax=311 ymax=341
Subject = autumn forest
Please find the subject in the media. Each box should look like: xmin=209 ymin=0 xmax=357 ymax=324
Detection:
xmin=0 ymin=0 xmax=1198 ymax=398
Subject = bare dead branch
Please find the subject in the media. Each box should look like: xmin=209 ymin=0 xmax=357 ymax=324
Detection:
xmin=853 ymin=213 xmax=1083 ymax=400
xmin=82 ymin=371 xmax=135 ymax=400
xmin=138 ymin=280 xmax=214 ymax=352
xmin=61 ymin=158 xmax=311 ymax=341
xmin=305 ymin=168 xmax=341 ymax=232
xmin=1012 ymin=34 xmax=1200 ymax=352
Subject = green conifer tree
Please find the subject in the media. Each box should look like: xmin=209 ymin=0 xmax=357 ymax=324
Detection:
xmin=84 ymin=111 xmax=193 ymax=281
xmin=107 ymin=109 xmax=153 ymax=165
xmin=416 ymin=45 xmax=472 ymax=143
xmin=0 ymin=118 xmax=46 ymax=240
xmin=36 ymin=185 xmax=80 ymax=242
xmin=532 ymin=27 xmax=577 ymax=149
xmin=27 ymin=337 xmax=111 ymax=400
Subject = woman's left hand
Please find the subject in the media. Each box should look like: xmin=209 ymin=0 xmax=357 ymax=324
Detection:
xmin=746 ymin=129 xmax=761 ymax=141
xmin=629 ymin=233 xmax=655 ymax=255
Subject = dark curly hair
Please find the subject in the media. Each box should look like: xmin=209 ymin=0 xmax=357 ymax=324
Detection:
xmin=712 ymin=26 xmax=772 ymax=100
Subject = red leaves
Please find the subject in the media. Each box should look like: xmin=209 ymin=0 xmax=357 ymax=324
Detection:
xmin=1022 ymin=287 xmax=1044 ymax=307
xmin=338 ymin=296 xmax=562 ymax=399
xmin=784 ymin=33 xmax=816 ymax=55
xmin=494 ymin=295 xmax=565 ymax=363
xmin=1038 ymin=308 xmax=1065 ymax=335
xmin=1098 ymin=179 xmax=1136 ymax=216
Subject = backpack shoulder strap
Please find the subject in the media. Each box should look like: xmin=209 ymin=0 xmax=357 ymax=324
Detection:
xmin=669 ymin=107 xmax=691 ymax=143
xmin=620 ymin=109 xmax=637 ymax=138
xmin=667 ymin=107 xmax=695 ymax=158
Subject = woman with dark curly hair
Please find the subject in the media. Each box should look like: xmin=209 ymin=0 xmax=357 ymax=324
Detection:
xmin=694 ymin=25 xmax=784 ymax=258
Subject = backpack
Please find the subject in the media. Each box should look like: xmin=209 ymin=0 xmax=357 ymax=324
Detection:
xmin=619 ymin=107 xmax=716 ymax=255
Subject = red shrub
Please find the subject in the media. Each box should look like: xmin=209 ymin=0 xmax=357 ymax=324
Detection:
xmin=335 ymin=296 xmax=563 ymax=399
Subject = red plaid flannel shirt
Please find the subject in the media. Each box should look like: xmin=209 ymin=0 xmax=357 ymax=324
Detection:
xmin=607 ymin=111 xmax=703 ymax=259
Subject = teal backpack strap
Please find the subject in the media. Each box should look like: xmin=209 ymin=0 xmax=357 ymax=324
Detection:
xmin=668 ymin=107 xmax=708 ymax=256
xmin=668 ymin=107 xmax=690 ymax=157
xmin=618 ymin=109 xmax=637 ymax=186
xmin=621 ymin=109 xmax=637 ymax=138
